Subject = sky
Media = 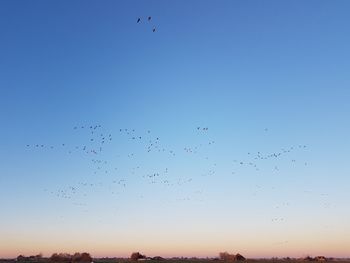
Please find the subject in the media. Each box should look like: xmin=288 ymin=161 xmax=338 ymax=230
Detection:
xmin=1 ymin=0 xmax=350 ymax=259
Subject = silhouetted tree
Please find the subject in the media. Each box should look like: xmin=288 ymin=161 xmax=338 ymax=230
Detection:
xmin=72 ymin=253 xmax=92 ymax=263
xmin=219 ymin=252 xmax=235 ymax=261
xmin=17 ymin=255 xmax=25 ymax=262
xmin=130 ymin=252 xmax=146 ymax=261
xmin=219 ymin=253 xmax=245 ymax=261
xmin=152 ymin=257 xmax=164 ymax=261
xmin=235 ymin=254 xmax=246 ymax=261
xmin=17 ymin=254 xmax=43 ymax=262
xmin=50 ymin=253 xmax=72 ymax=263
xmin=315 ymin=257 xmax=327 ymax=262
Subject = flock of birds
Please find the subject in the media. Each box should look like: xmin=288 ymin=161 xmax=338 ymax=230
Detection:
xmin=25 ymin=123 xmax=313 ymax=227
xmin=231 ymin=144 xmax=308 ymax=173
xmin=137 ymin=16 xmax=157 ymax=32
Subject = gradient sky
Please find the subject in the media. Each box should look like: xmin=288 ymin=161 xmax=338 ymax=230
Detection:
xmin=1 ymin=0 xmax=350 ymax=259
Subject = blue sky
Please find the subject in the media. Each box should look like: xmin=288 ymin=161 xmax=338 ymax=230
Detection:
xmin=1 ymin=0 xmax=350 ymax=258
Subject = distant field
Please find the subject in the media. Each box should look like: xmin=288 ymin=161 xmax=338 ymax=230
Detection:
xmin=2 ymin=259 xmax=350 ymax=263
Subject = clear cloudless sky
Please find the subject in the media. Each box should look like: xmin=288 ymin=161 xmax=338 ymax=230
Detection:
xmin=1 ymin=0 xmax=350 ymax=259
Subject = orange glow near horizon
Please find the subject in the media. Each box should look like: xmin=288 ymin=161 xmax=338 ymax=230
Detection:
xmin=1 ymin=234 xmax=350 ymax=259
